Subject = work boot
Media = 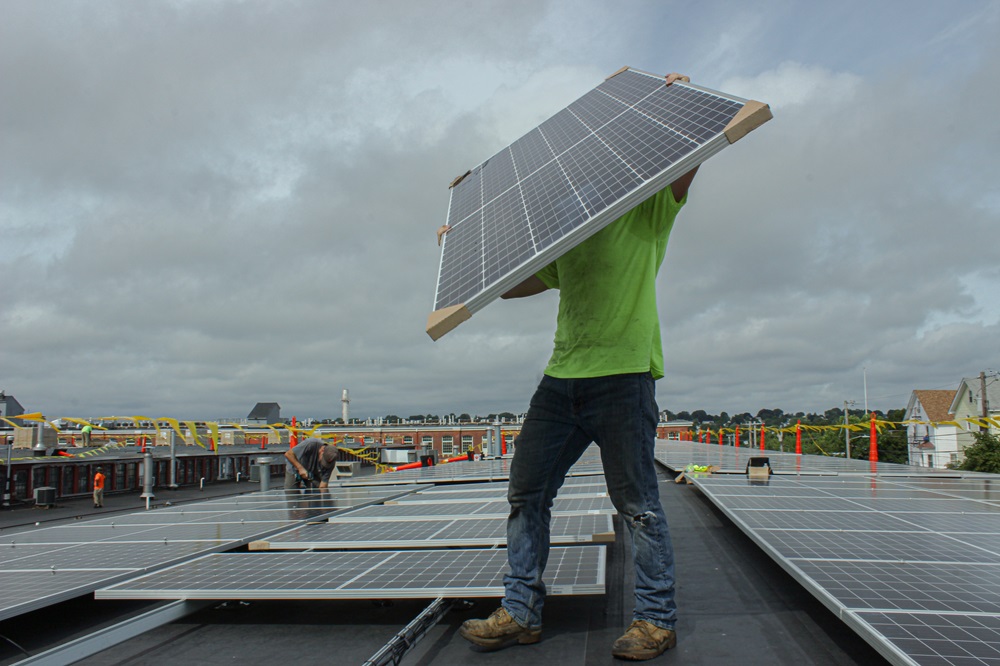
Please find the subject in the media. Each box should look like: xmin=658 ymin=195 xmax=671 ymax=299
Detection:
xmin=459 ymin=606 xmax=541 ymax=651
xmin=611 ymin=620 xmax=677 ymax=660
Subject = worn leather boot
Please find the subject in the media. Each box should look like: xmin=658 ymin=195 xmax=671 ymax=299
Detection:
xmin=611 ymin=619 xmax=677 ymax=660
xmin=459 ymin=606 xmax=542 ymax=651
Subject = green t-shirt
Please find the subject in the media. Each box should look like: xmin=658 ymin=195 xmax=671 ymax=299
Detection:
xmin=536 ymin=186 xmax=685 ymax=380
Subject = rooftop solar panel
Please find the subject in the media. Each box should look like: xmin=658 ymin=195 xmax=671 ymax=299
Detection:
xmin=256 ymin=513 xmax=614 ymax=550
xmin=845 ymin=611 xmax=1000 ymax=665
xmin=97 ymin=547 xmax=607 ymax=600
xmin=794 ymin=561 xmax=1000 ymax=615
xmin=665 ymin=451 xmax=1000 ymax=666
xmin=427 ymin=67 xmax=771 ymax=339
xmin=331 ymin=495 xmax=615 ymax=522
xmin=0 ymin=569 xmax=137 ymax=621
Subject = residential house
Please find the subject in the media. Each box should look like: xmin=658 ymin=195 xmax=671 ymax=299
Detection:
xmin=949 ymin=375 xmax=1000 ymax=439
xmin=904 ymin=389 xmax=961 ymax=469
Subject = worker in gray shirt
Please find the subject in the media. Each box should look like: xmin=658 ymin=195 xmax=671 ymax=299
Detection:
xmin=284 ymin=437 xmax=338 ymax=489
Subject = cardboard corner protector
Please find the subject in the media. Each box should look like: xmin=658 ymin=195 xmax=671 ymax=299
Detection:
xmin=724 ymin=100 xmax=772 ymax=144
xmin=426 ymin=304 xmax=472 ymax=340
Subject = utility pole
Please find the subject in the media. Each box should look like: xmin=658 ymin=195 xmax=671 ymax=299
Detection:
xmin=844 ymin=400 xmax=854 ymax=459
xmin=863 ymin=367 xmax=869 ymax=414
xmin=982 ymin=371 xmax=990 ymax=433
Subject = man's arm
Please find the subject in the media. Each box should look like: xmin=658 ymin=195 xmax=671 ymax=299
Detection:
xmin=283 ymin=448 xmax=309 ymax=480
xmin=662 ymin=73 xmax=698 ymax=202
xmin=501 ymin=275 xmax=549 ymax=299
xmin=670 ymin=166 xmax=698 ymax=202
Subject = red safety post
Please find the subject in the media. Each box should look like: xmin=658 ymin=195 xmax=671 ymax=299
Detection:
xmin=869 ymin=412 xmax=878 ymax=462
xmin=795 ymin=420 xmax=802 ymax=455
xmin=734 ymin=426 xmax=740 ymax=448
xmin=501 ymin=433 xmax=507 ymax=456
xmin=290 ymin=416 xmax=298 ymax=449
xmin=760 ymin=426 xmax=766 ymax=451
xmin=717 ymin=429 xmax=723 ymax=446
xmin=140 ymin=435 xmax=146 ymax=453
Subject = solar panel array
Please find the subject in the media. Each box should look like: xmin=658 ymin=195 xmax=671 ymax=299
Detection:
xmin=97 ymin=472 xmax=614 ymax=603
xmin=0 ymin=485 xmax=417 ymax=621
xmin=657 ymin=442 xmax=1000 ymax=666
xmin=427 ymin=67 xmax=770 ymax=339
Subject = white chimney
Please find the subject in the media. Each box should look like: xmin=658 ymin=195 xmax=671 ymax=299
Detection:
xmin=341 ymin=389 xmax=350 ymax=423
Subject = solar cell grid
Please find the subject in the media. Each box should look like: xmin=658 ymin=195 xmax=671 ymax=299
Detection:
xmin=886 ymin=512 xmax=1000 ymax=534
xmin=732 ymin=510 xmax=929 ymax=533
xmin=794 ymin=561 xmax=1000 ymax=615
xmin=0 ymin=570 xmax=136 ymax=621
xmin=333 ymin=494 xmax=614 ymax=522
xmin=847 ymin=612 xmax=1000 ymax=666
xmin=761 ymin=528 xmax=999 ymax=564
xmin=262 ymin=513 xmax=612 ymax=550
xmin=97 ymin=547 xmax=606 ymax=600
xmin=428 ymin=68 xmax=770 ymax=339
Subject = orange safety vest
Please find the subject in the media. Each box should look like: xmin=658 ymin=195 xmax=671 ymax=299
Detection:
xmin=94 ymin=472 xmax=105 ymax=490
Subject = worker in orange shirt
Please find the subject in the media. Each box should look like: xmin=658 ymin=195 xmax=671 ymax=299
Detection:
xmin=93 ymin=468 xmax=105 ymax=508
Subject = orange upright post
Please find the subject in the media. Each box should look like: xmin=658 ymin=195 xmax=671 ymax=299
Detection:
xmin=717 ymin=430 xmax=723 ymax=446
xmin=734 ymin=426 xmax=740 ymax=448
xmin=290 ymin=416 xmax=298 ymax=449
xmin=795 ymin=420 xmax=802 ymax=455
xmin=869 ymin=413 xmax=878 ymax=462
xmin=760 ymin=426 xmax=765 ymax=451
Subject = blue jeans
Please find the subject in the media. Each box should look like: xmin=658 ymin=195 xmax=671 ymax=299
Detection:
xmin=502 ymin=372 xmax=676 ymax=630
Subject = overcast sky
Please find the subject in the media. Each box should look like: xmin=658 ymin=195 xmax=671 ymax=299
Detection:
xmin=2 ymin=0 xmax=998 ymax=422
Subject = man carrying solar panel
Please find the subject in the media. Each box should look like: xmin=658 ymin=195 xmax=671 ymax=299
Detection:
xmin=283 ymin=437 xmax=338 ymax=489
xmin=453 ymin=72 xmax=695 ymax=662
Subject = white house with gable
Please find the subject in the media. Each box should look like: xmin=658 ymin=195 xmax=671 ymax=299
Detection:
xmin=904 ymin=389 xmax=961 ymax=468
xmin=949 ymin=375 xmax=1000 ymax=438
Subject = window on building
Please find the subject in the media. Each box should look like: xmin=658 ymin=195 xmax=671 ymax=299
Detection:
xmin=364 ymin=436 xmax=373 ymax=444
xmin=950 ymin=453 xmax=958 ymax=463
xmin=403 ymin=436 xmax=413 ymax=445
xmin=462 ymin=435 xmax=473 ymax=451
xmin=442 ymin=436 xmax=454 ymax=456
xmin=421 ymin=436 xmax=433 ymax=446
xmin=927 ymin=454 xmax=934 ymax=467
xmin=32 ymin=467 xmax=46 ymax=492
xmin=384 ymin=436 xmax=393 ymax=445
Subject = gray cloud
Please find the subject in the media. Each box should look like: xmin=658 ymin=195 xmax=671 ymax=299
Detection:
xmin=2 ymin=0 xmax=997 ymax=420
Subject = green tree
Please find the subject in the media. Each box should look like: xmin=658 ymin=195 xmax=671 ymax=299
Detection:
xmin=957 ymin=432 xmax=1000 ymax=473
xmin=853 ymin=428 xmax=908 ymax=464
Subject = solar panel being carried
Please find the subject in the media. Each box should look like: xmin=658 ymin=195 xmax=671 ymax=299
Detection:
xmin=427 ymin=66 xmax=771 ymax=339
